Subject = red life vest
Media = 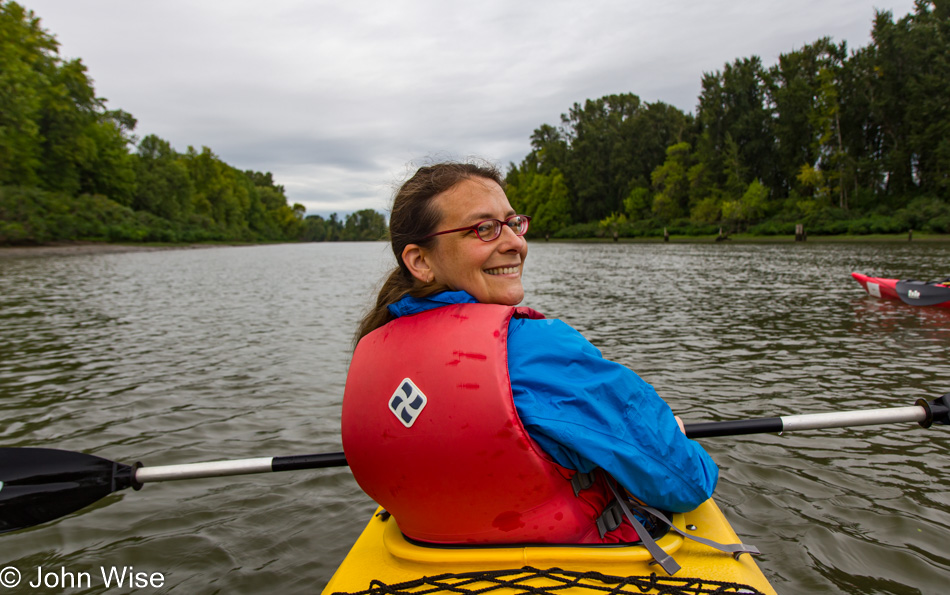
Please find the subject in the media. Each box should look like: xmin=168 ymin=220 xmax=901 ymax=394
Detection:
xmin=342 ymin=302 xmax=638 ymax=544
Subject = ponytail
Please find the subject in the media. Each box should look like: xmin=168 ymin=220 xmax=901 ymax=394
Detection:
xmin=354 ymin=268 xmax=450 ymax=343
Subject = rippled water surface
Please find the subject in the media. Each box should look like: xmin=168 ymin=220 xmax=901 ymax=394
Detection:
xmin=1 ymin=241 xmax=948 ymax=594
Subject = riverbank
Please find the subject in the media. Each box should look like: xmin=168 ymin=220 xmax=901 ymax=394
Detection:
xmin=547 ymin=231 xmax=950 ymax=243
xmin=0 ymin=241 xmax=257 ymax=259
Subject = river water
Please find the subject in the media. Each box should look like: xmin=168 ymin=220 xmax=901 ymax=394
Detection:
xmin=1 ymin=241 xmax=948 ymax=594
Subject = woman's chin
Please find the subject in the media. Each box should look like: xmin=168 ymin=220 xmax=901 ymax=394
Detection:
xmin=495 ymin=286 xmax=525 ymax=306
xmin=473 ymin=282 xmax=524 ymax=306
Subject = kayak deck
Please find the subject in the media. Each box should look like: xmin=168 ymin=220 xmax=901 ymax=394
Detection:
xmin=323 ymin=499 xmax=775 ymax=595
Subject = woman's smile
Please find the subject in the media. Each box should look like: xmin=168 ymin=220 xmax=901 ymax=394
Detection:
xmin=485 ymin=264 xmax=521 ymax=276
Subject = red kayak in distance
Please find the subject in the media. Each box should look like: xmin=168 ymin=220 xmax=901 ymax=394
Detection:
xmin=852 ymin=272 xmax=950 ymax=308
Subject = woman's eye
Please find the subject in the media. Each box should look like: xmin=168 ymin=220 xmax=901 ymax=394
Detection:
xmin=477 ymin=222 xmax=496 ymax=235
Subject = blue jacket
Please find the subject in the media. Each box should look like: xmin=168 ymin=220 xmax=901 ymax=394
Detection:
xmin=388 ymin=291 xmax=718 ymax=512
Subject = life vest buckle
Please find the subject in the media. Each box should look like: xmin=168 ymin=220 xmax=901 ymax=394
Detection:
xmin=570 ymin=470 xmax=596 ymax=497
xmin=595 ymin=500 xmax=624 ymax=538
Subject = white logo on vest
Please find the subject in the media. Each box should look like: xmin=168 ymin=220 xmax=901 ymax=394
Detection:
xmin=389 ymin=378 xmax=427 ymax=428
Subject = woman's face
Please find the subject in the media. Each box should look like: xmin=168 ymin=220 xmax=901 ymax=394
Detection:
xmin=423 ymin=177 xmax=528 ymax=305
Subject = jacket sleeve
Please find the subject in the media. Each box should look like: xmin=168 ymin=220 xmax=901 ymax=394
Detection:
xmin=508 ymin=316 xmax=718 ymax=512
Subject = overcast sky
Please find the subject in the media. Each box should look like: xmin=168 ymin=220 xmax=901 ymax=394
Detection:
xmin=20 ymin=0 xmax=917 ymax=216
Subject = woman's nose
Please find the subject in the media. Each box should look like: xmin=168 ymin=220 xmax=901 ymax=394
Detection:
xmin=495 ymin=225 xmax=526 ymax=251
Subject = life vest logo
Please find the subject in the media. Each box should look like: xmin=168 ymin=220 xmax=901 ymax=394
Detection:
xmin=389 ymin=378 xmax=427 ymax=428
xmin=908 ymin=289 xmax=921 ymax=299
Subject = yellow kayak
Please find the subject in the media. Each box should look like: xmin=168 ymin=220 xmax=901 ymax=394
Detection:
xmin=323 ymin=499 xmax=775 ymax=595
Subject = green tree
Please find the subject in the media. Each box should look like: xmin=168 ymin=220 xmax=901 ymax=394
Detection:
xmin=766 ymin=37 xmax=848 ymax=198
xmin=181 ymin=146 xmax=250 ymax=235
xmin=0 ymin=2 xmax=138 ymax=203
xmin=526 ymin=123 xmax=569 ymax=175
xmin=34 ymin=46 xmax=104 ymax=196
xmin=133 ymin=135 xmax=194 ymax=220
xmin=558 ymin=95 xmax=641 ymax=221
xmin=326 ymin=213 xmax=344 ymax=240
xmin=506 ymin=166 xmax=572 ymax=236
xmin=512 ymin=94 xmax=691 ymax=225
xmin=300 ymin=214 xmax=328 ymax=241
xmin=696 ymin=57 xmax=779 ymax=204
xmin=623 ymin=186 xmax=652 ymax=221
xmin=0 ymin=2 xmax=51 ymax=186
xmin=650 ymin=142 xmax=693 ymax=217
xmin=811 ymin=66 xmax=851 ymax=209
xmin=344 ymin=209 xmax=387 ymax=240
xmin=81 ymin=109 xmax=138 ymax=206
xmin=722 ymin=179 xmax=770 ymax=232
xmin=245 ymin=169 xmax=300 ymax=240
xmin=865 ymin=2 xmax=950 ymax=202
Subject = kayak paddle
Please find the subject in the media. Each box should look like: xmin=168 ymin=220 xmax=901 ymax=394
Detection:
xmin=1 ymin=394 xmax=946 ymax=535
xmin=0 ymin=450 xmax=347 ymax=535
xmin=685 ymin=394 xmax=949 ymax=438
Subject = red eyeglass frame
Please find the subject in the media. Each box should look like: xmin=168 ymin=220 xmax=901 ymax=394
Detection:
xmin=421 ymin=214 xmax=531 ymax=242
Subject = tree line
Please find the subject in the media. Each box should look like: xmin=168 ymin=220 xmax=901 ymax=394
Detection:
xmin=0 ymin=2 xmax=387 ymax=245
xmin=507 ymin=1 xmax=950 ymax=238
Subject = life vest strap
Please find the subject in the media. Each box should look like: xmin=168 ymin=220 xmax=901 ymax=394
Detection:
xmin=603 ymin=474 xmax=761 ymax=576
xmin=637 ymin=502 xmax=762 ymax=561
xmin=604 ymin=480 xmax=681 ymax=575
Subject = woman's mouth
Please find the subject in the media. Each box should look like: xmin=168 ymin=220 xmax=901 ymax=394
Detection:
xmin=485 ymin=265 xmax=520 ymax=276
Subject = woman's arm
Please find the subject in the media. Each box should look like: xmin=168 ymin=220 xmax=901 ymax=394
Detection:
xmin=508 ymin=317 xmax=718 ymax=512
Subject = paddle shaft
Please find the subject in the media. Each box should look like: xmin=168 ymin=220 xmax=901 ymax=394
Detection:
xmin=684 ymin=401 xmax=946 ymax=439
xmin=133 ymin=452 xmax=347 ymax=484
xmin=130 ymin=397 xmax=950 ymax=483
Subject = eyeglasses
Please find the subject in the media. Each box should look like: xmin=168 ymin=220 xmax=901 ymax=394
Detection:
xmin=422 ymin=214 xmax=531 ymax=242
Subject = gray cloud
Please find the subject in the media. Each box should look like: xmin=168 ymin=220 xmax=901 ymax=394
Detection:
xmin=21 ymin=0 xmax=917 ymax=215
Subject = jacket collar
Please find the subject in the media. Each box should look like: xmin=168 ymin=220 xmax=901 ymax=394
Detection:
xmin=387 ymin=290 xmax=478 ymax=318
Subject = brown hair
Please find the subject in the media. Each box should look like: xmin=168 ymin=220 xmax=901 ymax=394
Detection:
xmin=355 ymin=161 xmax=505 ymax=343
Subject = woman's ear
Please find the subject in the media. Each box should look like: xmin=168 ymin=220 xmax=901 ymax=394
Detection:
xmin=402 ymin=243 xmax=433 ymax=284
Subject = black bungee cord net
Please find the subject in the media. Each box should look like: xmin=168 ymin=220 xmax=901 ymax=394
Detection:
xmin=330 ymin=566 xmax=766 ymax=595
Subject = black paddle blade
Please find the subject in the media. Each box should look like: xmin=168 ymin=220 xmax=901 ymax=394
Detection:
xmin=0 ymin=448 xmax=135 ymax=534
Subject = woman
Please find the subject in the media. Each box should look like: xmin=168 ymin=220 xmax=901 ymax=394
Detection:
xmin=341 ymin=161 xmax=717 ymax=545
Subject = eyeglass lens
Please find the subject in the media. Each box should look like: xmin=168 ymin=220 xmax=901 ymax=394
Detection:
xmin=475 ymin=216 xmax=528 ymax=241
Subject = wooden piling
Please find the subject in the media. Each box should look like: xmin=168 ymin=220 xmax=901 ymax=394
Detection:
xmin=795 ymin=224 xmax=806 ymax=242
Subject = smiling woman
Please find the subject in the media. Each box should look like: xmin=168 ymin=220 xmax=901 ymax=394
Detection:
xmin=341 ymin=160 xmax=719 ymax=552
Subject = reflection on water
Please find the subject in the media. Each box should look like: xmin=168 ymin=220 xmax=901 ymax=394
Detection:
xmin=1 ymin=241 xmax=948 ymax=593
